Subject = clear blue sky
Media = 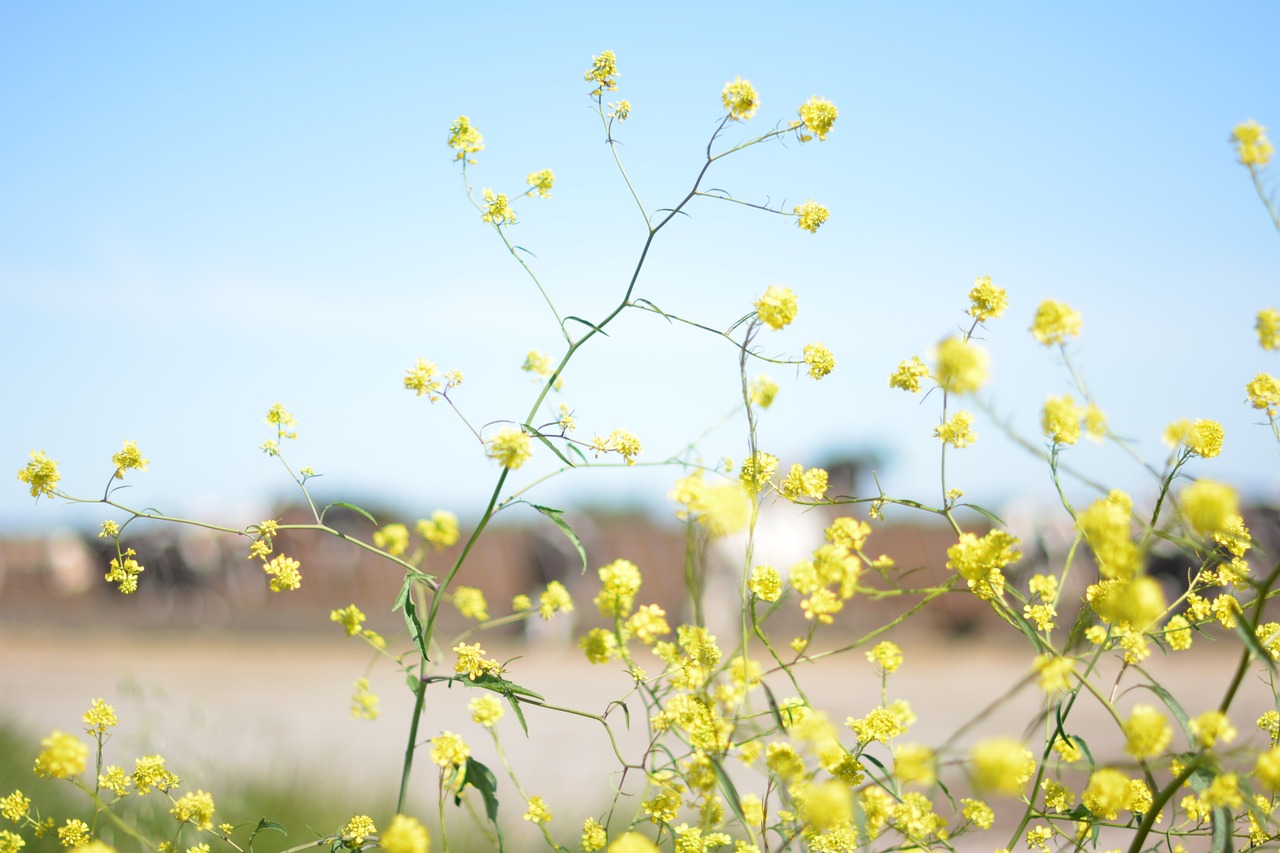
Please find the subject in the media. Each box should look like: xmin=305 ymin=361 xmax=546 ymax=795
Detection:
xmin=2 ymin=2 xmax=1277 ymax=534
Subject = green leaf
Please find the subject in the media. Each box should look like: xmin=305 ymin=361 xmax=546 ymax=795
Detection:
xmin=530 ymin=504 xmax=588 ymax=574
xmin=320 ymin=501 xmax=377 ymax=526
xmin=393 ymin=575 xmax=425 ymax=656
xmin=762 ymin=683 xmax=784 ymax=732
xmin=956 ymin=502 xmax=1007 ymax=527
xmin=633 ymin=298 xmax=674 ymax=323
xmin=1232 ymin=620 xmax=1278 ymax=673
xmin=566 ymin=443 xmax=590 ymax=465
xmin=1211 ymin=806 xmax=1233 ymax=853
xmin=712 ymin=759 xmax=748 ymax=829
xmin=455 ymin=757 xmax=501 ymax=825
xmin=524 ymin=428 xmax=575 ymax=468
xmin=564 ymin=316 xmax=610 ymax=336
xmin=247 ymin=819 xmax=287 ymax=850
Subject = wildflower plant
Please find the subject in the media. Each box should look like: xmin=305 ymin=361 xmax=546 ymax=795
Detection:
xmin=12 ymin=51 xmax=1280 ymax=853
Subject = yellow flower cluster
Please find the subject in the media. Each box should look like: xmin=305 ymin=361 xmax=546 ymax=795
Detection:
xmin=350 ymin=678 xmax=378 ymax=720
xmin=1123 ymin=705 xmax=1173 ymax=758
xmin=522 ymin=796 xmax=552 ymax=825
xmin=104 ymin=549 xmax=145 ymax=594
xmin=485 ymin=426 xmax=532 ymax=470
xmin=1180 ymin=479 xmax=1238 ymax=536
xmin=82 ymin=698 xmax=117 ymax=736
xmin=1164 ymin=417 xmax=1224 ymax=458
xmin=1076 ymin=491 xmax=1138 ymax=579
xmin=170 ymin=790 xmax=216 ymax=830
xmin=416 ymin=510 xmax=460 ymax=550
xmin=803 ymin=342 xmax=835 ymax=379
xmin=967 ymin=276 xmax=1008 ymax=322
xmin=866 ymin=641 xmax=903 ymax=673
xmin=1082 ymin=769 xmax=1149 ymax=820
xmin=739 ymin=451 xmax=779 ymax=495
xmin=379 ymin=816 xmax=428 ymax=853
xmin=945 ymin=529 xmax=1021 ymax=600
xmin=669 ymin=473 xmax=751 ymax=537
xmin=448 ymin=115 xmax=484 ymax=163
xmin=469 ymin=695 xmax=504 ymax=728
xmin=970 ymin=737 xmax=1034 ymax=795
xmin=452 ymin=586 xmax=489 ymax=621
xmin=373 ymin=523 xmax=409 ymax=556
xmin=888 ymin=356 xmax=929 ymax=393
xmin=934 ymin=410 xmax=977 ymax=448
xmin=132 ymin=754 xmax=181 ymax=792
xmin=480 ymin=188 xmax=515 ymax=226
xmin=793 ymin=200 xmax=830 ymax=233
xmin=1030 ymin=299 xmax=1082 ymax=345
xmin=526 ymin=169 xmax=554 ymax=198
xmin=539 ymin=580 xmax=574 ymax=619
xmin=262 ymin=554 xmax=301 ymax=592
xmin=590 ymin=429 xmax=642 ymax=465
xmin=721 ymin=77 xmax=759 ymax=121
xmin=748 ymin=374 xmax=778 ymax=408
xmin=111 ymin=440 xmax=148 ymax=479
xmin=797 ymin=96 xmax=838 ymax=142
xmin=1256 ymin=307 xmax=1280 ymax=350
xmin=1233 ymin=120 xmax=1273 ymax=167
xmin=429 ymin=732 xmax=470 ymax=768
xmin=594 ymin=558 xmax=642 ymax=618
xmin=1246 ymin=372 xmax=1280 ymax=416
xmin=584 ymin=50 xmax=618 ymax=96
xmin=754 ymin=285 xmax=798 ymax=330
xmin=932 ymin=337 xmax=987 ymax=394
xmin=779 ymin=463 xmax=829 ymax=500
xmin=17 ymin=450 xmax=60 ymax=499
xmin=403 ymin=358 xmax=462 ymax=401
xmin=34 ymin=731 xmax=87 ymax=779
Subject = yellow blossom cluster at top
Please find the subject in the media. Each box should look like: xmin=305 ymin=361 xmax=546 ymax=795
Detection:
xmin=403 ymin=357 xmax=463 ymax=402
xmin=1257 ymin=307 xmax=1280 ymax=350
xmin=584 ymin=50 xmax=618 ymax=96
xmin=669 ymin=472 xmax=751 ymax=537
xmin=17 ymin=450 xmax=60 ymax=499
xmin=721 ymin=77 xmax=759 ymax=121
xmin=1233 ymin=120 xmax=1273 ymax=168
xmin=793 ymin=200 xmax=830 ymax=233
xmin=797 ymin=96 xmax=838 ymax=142
xmin=754 ymin=285 xmax=798 ymax=331
xmin=485 ymin=426 xmax=532 ymax=470
xmin=111 ymin=440 xmax=148 ymax=479
xmin=448 ymin=115 xmax=483 ymax=163
xmin=1030 ymin=299 xmax=1082 ymax=345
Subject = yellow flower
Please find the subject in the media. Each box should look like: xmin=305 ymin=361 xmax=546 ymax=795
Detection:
xmin=739 ymin=451 xmax=779 ymax=495
xmin=592 ymin=428 xmax=642 ymax=465
xmin=538 ymin=580 xmax=574 ymax=619
xmin=522 ymin=796 xmax=552 ymax=825
xmin=1124 ymin=705 xmax=1172 ymax=758
xmin=480 ymin=189 xmax=515 ymax=226
xmin=1246 ymin=372 xmax=1280 ymax=415
xmin=403 ymin=358 xmax=446 ymax=400
xmin=1032 ymin=654 xmax=1073 ymax=692
xmin=1030 ymin=299 xmax=1082 ymax=345
xmin=579 ymin=628 xmax=619 ymax=664
xmin=584 ymin=50 xmax=619 ymax=95
xmin=748 ymin=374 xmax=778 ymax=408
xmin=754 ymin=285 xmax=798 ymax=330
xmin=934 ymin=410 xmax=977 ymax=447
xmin=779 ymin=464 xmax=829 ymax=500
xmin=721 ymin=77 xmax=759 ymax=121
xmin=893 ymin=743 xmax=935 ymax=785
xmin=448 ymin=116 xmax=484 ymax=162
xmin=1232 ymin=121 xmax=1273 ymax=168
xmin=961 ymin=798 xmax=994 ymax=829
xmin=1256 ymin=746 xmax=1280 ymax=790
xmin=1190 ymin=710 xmax=1236 ymax=748
xmin=17 ymin=451 xmax=60 ymax=499
xmin=1164 ymin=418 xmax=1225 ymax=458
xmin=341 ymin=816 xmax=377 ymax=849
xmin=485 ymin=427 xmax=532 ymax=470
xmin=526 ymin=169 xmax=554 ymax=199
xmin=82 ymin=698 xmax=118 ymax=735
xmin=932 ymin=337 xmax=987 ymax=394
xmin=748 ymin=565 xmax=782 ymax=602
xmin=58 ymin=819 xmax=91 ymax=848
xmin=0 ymin=831 xmax=25 ymax=853
xmin=373 ymin=523 xmax=409 ymax=557
xmin=581 ymin=818 xmax=607 ymax=852
xmin=1042 ymin=395 xmax=1084 ymax=445
xmin=171 ymin=791 xmax=216 ymax=830
xmin=1180 ymin=479 xmax=1238 ymax=537
xmin=111 ymin=441 xmax=149 ymax=479
xmin=866 ymin=641 xmax=903 ymax=673
xmin=594 ymin=558 xmax=642 ymax=617
xmin=350 ymin=678 xmax=378 ymax=720
xmin=793 ymin=200 xmax=830 ymax=233
xmin=34 ymin=731 xmax=87 ymax=779
xmin=416 ymin=511 xmax=459 ymax=550
xmin=454 ymin=642 xmax=502 ymax=681
xmin=1164 ymin=614 xmax=1193 ymax=651
xmin=607 ymin=833 xmax=659 ymax=853
xmin=889 ymin=356 xmax=929 ymax=393
xmin=262 ymin=554 xmax=301 ymax=592
xmin=429 ymin=732 xmax=470 ymax=768
xmin=0 ymin=792 xmax=30 ymax=822
xmin=132 ymin=754 xmax=181 ymax=792
xmin=797 ymin=96 xmax=838 ymax=141
xmin=803 ymin=342 xmax=835 ymax=379
xmin=468 ymin=696 xmax=504 ymax=728
xmin=967 ymin=276 xmax=1008 ymax=321
xmin=329 ymin=604 xmax=366 ymax=636
xmin=378 ymin=816 xmax=429 ymax=853
xmin=970 ymin=737 xmax=1034 ymax=795
xmin=1258 ymin=307 xmax=1280 ymax=350
xmin=608 ymin=100 xmax=631 ymax=121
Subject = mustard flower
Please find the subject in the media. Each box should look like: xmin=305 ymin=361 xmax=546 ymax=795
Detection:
xmin=969 ymin=737 xmax=1034 ymax=795
xmin=372 ymin=523 xmax=409 ymax=557
xmin=721 ymin=77 xmax=759 ymax=121
xmin=888 ymin=356 xmax=929 ymax=393
xmin=867 ymin=641 xmax=903 ymax=673
xmin=448 ymin=116 xmax=484 ymax=163
xmin=581 ymin=818 xmax=607 ymax=852
xmin=1041 ymin=779 xmax=1074 ymax=812
xmin=132 ymin=755 xmax=180 ymax=793
xmin=72 ymin=844 xmax=114 ymax=853
xmin=1083 ymin=769 xmax=1136 ymax=820
xmin=624 ymin=604 xmax=670 ymax=644
xmin=803 ymin=342 xmax=835 ymax=379
xmin=538 ymin=580 xmax=573 ymax=619
xmin=1246 ymin=372 xmax=1280 ymax=415
xmin=1024 ymin=603 xmax=1056 ymax=632
xmin=1123 ymin=705 xmax=1172 ymax=758
xmin=522 ymin=350 xmax=554 ymax=378
xmin=1190 ymin=710 xmax=1236 ymax=748
xmin=946 ymin=530 xmax=1021 ymax=601
xmin=378 ymin=816 xmax=428 ymax=853
xmin=0 ymin=792 xmax=30 ymax=822
xmin=34 ymin=731 xmax=87 ymax=779
xmin=526 ymin=169 xmax=554 ymax=198
xmin=932 ymin=336 xmax=987 ymax=394
xmin=171 ymin=791 xmax=216 ymax=830
xmin=748 ymin=374 xmax=778 ymax=408
xmin=1032 ymin=654 xmax=1073 ymax=693
xmin=1091 ymin=576 xmax=1165 ymax=631
xmin=608 ymin=833 xmax=659 ymax=853
xmin=0 ymin=833 xmax=23 ymax=853
xmin=105 ymin=549 xmax=145 ymax=594
xmin=485 ymin=426 xmax=532 ymax=470
xmin=1180 ymin=479 xmax=1238 ymax=536
xmin=82 ymin=698 xmax=117 ymax=735
xmin=330 ymin=604 xmax=366 ymax=637
xmin=522 ymin=796 xmax=552 ymax=825
xmin=350 ymin=678 xmax=378 ymax=720
xmin=1083 ymin=403 xmax=1107 ymax=440
xmin=262 ymin=554 xmax=301 ymax=592
xmin=892 ymin=744 xmax=935 ymax=786
xmin=111 ymin=441 xmax=149 ymax=479
xmin=1256 ymin=746 xmax=1280 ymax=790
xmin=967 ymin=276 xmax=1008 ymax=321
xmin=512 ymin=594 xmax=532 ymax=612
xmin=739 ymin=451 xmax=778 ymax=495
xmin=416 ymin=510 xmax=459 ymax=550
xmin=754 ymin=285 xmax=798 ymax=330
xmin=17 ymin=451 xmax=60 ymax=499
xmin=1232 ymin=121 xmax=1273 ymax=168
xmin=58 ymin=820 xmax=90 ymax=848
xmin=934 ymin=410 xmax=977 ymax=447
xmin=793 ymin=200 xmax=830 ymax=233
xmin=594 ymin=558 xmax=642 ymax=617
xmin=780 ymin=463 xmax=829 ymax=500
xmin=1163 ymin=614 xmax=1193 ymax=651
xmin=1042 ymin=395 xmax=1084 ymax=445
xmin=454 ymin=641 xmax=501 ymax=680
xmin=1076 ymin=491 xmax=1138 ymax=579
xmin=429 ymin=732 xmax=470 ymax=768
xmin=1030 ymin=299 xmax=1082 ymax=344
xmin=1258 ymin=307 xmax=1280 ymax=350
xmin=403 ymin=358 xmax=443 ymax=400
xmin=1172 ymin=418 xmax=1224 ymax=458
xmin=341 ymin=816 xmax=376 ymax=849
xmin=584 ymin=50 xmax=618 ymax=95
xmin=748 ymin=564 xmax=782 ymax=602
xmin=608 ymin=100 xmax=630 ymax=121
xmin=797 ymin=96 xmax=837 ymax=141
xmin=1201 ymin=773 xmax=1242 ymax=810
xmin=468 ymin=695 xmax=504 ymax=728
xmin=960 ymin=798 xmax=994 ymax=829
xmin=480 ymin=189 xmax=515 ymax=226
xmin=579 ymin=628 xmax=619 ymax=664
xmin=592 ymin=429 xmax=642 ymax=465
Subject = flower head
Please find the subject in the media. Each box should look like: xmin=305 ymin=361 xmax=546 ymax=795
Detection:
xmin=171 ymin=791 xmax=216 ymax=830
xmin=932 ymin=337 xmax=988 ymax=394
xmin=797 ymin=96 xmax=837 ymax=142
xmin=485 ymin=427 xmax=532 ymax=470
xmin=1042 ymin=395 xmax=1084 ymax=445
xmin=970 ymin=737 xmax=1034 ymax=796
xmin=803 ymin=342 xmax=835 ymax=379
xmin=748 ymin=375 xmax=778 ymax=408
xmin=522 ymin=796 xmax=552 ymax=825
xmin=82 ymin=698 xmax=118 ymax=736
xmin=721 ymin=77 xmax=759 ymax=121
xmin=417 ymin=510 xmax=460 ymax=550
xmin=341 ymin=816 xmax=377 ymax=849
xmin=754 ymin=286 xmax=798 ymax=330
xmin=429 ymin=732 xmax=470 ymax=768
xmin=111 ymin=441 xmax=149 ymax=479
xmin=1258 ymin=308 xmax=1280 ymax=351
xmin=34 ymin=731 xmax=87 ymax=779
xmin=448 ymin=116 xmax=484 ymax=163
xmin=793 ymin=200 xmax=830 ymax=233
xmin=889 ymin=356 xmax=929 ymax=393
xmin=1124 ymin=705 xmax=1173 ymax=758
xmin=1030 ymin=300 xmax=1082 ymax=345
xmin=379 ymin=815 xmax=429 ymax=853
xmin=1246 ymin=373 xmax=1280 ymax=416
xmin=967 ymin=276 xmax=1008 ymax=322
xmin=262 ymin=554 xmax=301 ymax=592
xmin=585 ymin=50 xmax=618 ymax=95
xmin=1180 ymin=479 xmax=1239 ymax=537
xmin=1232 ymin=121 xmax=1273 ymax=168
xmin=480 ymin=189 xmax=515 ymax=226
xmin=526 ymin=169 xmax=554 ymax=199
xmin=935 ymin=411 xmax=977 ymax=447
xmin=17 ymin=451 xmax=60 ymax=499
xmin=469 ymin=695 xmax=504 ymax=728
xmin=404 ymin=358 xmax=459 ymax=401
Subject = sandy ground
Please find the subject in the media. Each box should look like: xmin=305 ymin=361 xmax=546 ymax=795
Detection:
xmin=3 ymin=625 xmax=1273 ymax=846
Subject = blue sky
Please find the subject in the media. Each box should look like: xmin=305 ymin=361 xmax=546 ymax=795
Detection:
xmin=2 ymin=2 xmax=1277 ymax=535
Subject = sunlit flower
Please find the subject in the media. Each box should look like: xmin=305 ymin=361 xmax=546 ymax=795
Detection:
xmin=526 ymin=169 xmax=554 ymax=199
xmin=1232 ymin=121 xmax=1273 ymax=168
xmin=1030 ymin=300 xmax=1082 ymax=345
xmin=17 ymin=451 xmax=60 ymax=499
xmin=793 ymin=200 xmax=830 ymax=233
xmin=448 ymin=116 xmax=484 ymax=162
xmin=721 ymin=77 xmax=759 ymax=121
xmin=797 ymin=96 xmax=837 ymax=141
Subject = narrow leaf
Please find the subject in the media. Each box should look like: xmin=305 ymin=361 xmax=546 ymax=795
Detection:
xmin=1212 ymin=806 xmax=1233 ymax=853
xmin=530 ymin=504 xmax=588 ymax=574
xmin=321 ymin=501 xmax=377 ymax=526
xmin=524 ymin=429 xmax=575 ymax=468
xmin=712 ymin=759 xmax=748 ymax=828
xmin=1233 ymin=621 xmax=1278 ymax=673
xmin=247 ymin=819 xmax=287 ymax=849
xmin=564 ymin=316 xmax=609 ymax=336
xmin=1136 ymin=680 xmax=1193 ymax=743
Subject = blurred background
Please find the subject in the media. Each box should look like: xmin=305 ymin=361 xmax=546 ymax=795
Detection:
xmin=2 ymin=1 xmax=1278 ymax=847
